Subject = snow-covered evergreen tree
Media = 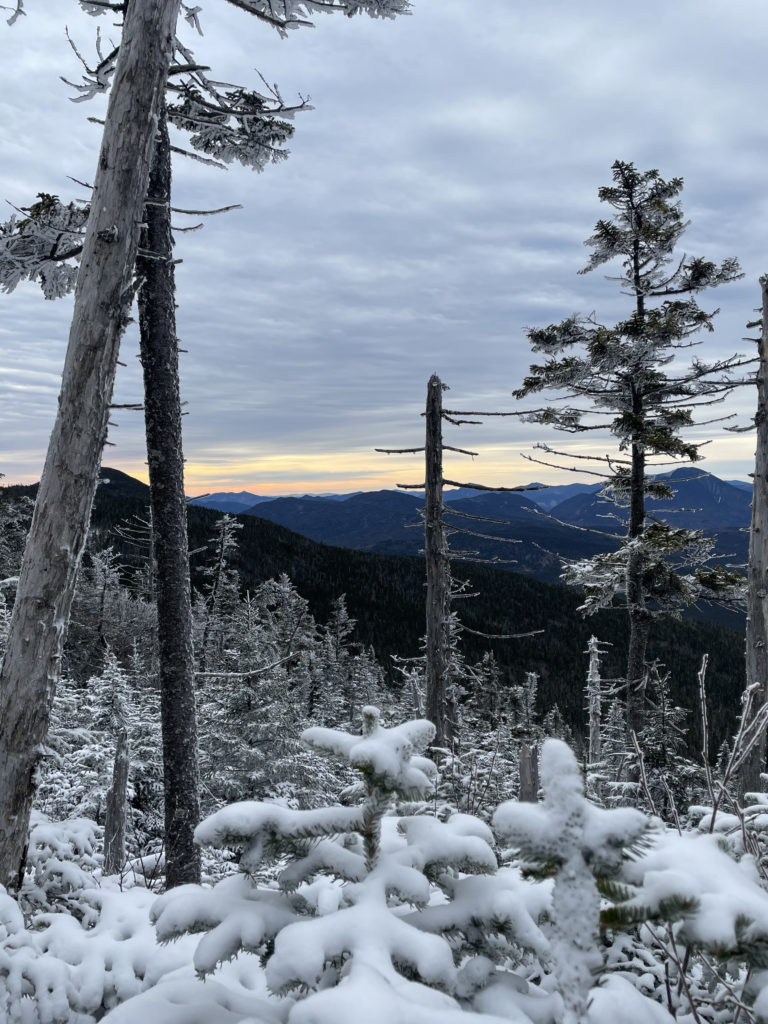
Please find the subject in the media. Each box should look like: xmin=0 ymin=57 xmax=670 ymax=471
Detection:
xmin=0 ymin=491 xmax=33 ymax=662
xmin=515 ymin=160 xmax=747 ymax=737
xmin=495 ymin=739 xmax=652 ymax=1024
xmin=638 ymin=662 xmax=701 ymax=821
xmin=0 ymin=491 xmax=33 ymax=583
xmin=441 ymin=654 xmax=522 ymax=818
xmin=66 ymin=545 xmax=157 ymax=680
xmin=38 ymin=649 xmax=164 ymax=864
xmin=195 ymin=514 xmax=244 ymax=673
xmin=152 ymin=708 xmax=554 ymax=1023
xmin=196 ymin=574 xmax=363 ymax=808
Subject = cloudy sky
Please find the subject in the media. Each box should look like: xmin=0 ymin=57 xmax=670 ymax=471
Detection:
xmin=1 ymin=0 xmax=766 ymax=495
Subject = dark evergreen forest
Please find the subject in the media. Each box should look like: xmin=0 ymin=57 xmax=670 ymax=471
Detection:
xmin=4 ymin=469 xmax=742 ymax=754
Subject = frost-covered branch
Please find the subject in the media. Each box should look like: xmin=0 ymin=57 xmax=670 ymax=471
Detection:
xmin=0 ymin=194 xmax=88 ymax=298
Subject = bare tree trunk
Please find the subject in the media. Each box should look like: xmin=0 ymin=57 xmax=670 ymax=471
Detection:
xmin=586 ymin=635 xmax=602 ymax=766
xmin=518 ymin=744 xmax=539 ymax=802
xmin=104 ymin=723 xmax=129 ymax=876
xmin=137 ymin=99 xmax=201 ymax=887
xmin=741 ymin=275 xmax=768 ymax=795
xmin=626 ymin=409 xmax=650 ymax=738
xmin=0 ymin=0 xmax=180 ymax=890
xmin=424 ymin=374 xmax=450 ymax=749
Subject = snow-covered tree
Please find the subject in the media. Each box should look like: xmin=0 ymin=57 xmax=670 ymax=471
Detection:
xmin=0 ymin=0 xmax=182 ymax=888
xmin=194 ymin=514 xmax=243 ymax=673
xmin=438 ymin=654 xmax=525 ymax=818
xmin=65 ymin=546 xmax=156 ymax=679
xmin=151 ymin=708 xmax=556 ymax=1023
xmin=495 ymin=739 xmax=652 ymax=1024
xmin=586 ymin=636 xmax=603 ymax=768
xmin=0 ymin=489 xmax=33 ymax=583
xmin=511 ymin=670 xmax=540 ymax=743
xmin=196 ymin=577 xmax=386 ymax=809
xmin=0 ymin=489 xmax=32 ymax=661
xmin=1 ymin=0 xmax=412 ymax=891
xmin=637 ymin=662 xmax=700 ymax=821
xmin=514 ymin=160 xmax=747 ymax=738
xmin=315 ymin=595 xmax=383 ymax=727
xmin=38 ymin=649 xmax=164 ymax=864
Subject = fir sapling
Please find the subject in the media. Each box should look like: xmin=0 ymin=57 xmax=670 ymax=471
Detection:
xmin=494 ymin=739 xmax=649 ymax=1024
xmin=152 ymin=708 xmax=548 ymax=1023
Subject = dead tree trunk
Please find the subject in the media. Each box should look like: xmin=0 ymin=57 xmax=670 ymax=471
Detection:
xmin=741 ymin=275 xmax=768 ymax=795
xmin=137 ymin=98 xmax=201 ymax=887
xmin=379 ymin=377 xmax=525 ymax=751
xmin=586 ymin=636 xmax=602 ymax=767
xmin=424 ymin=374 xmax=451 ymax=750
xmin=0 ymin=0 xmax=180 ymax=890
xmin=518 ymin=744 xmax=539 ymax=802
xmin=104 ymin=722 xmax=129 ymax=876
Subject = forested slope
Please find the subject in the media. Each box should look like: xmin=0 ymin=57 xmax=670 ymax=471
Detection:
xmin=3 ymin=469 xmax=743 ymax=751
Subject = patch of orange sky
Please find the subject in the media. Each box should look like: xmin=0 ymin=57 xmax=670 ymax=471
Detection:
xmin=4 ymin=436 xmax=755 ymax=495
xmin=119 ymin=435 xmax=756 ymax=497
xmin=125 ymin=448 xmax=546 ymax=497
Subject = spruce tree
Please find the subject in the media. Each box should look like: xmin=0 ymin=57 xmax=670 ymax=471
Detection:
xmin=515 ymin=160 xmax=746 ymax=736
xmin=152 ymin=708 xmax=556 ymax=1023
xmin=494 ymin=739 xmax=649 ymax=1024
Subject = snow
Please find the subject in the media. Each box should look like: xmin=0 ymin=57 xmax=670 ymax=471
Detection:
xmin=194 ymin=803 xmax=366 ymax=873
xmin=283 ymin=961 xmax=509 ymax=1024
xmin=152 ymin=875 xmax=299 ymax=977
xmin=472 ymin=972 xmax=561 ymax=1023
xmin=266 ymin=898 xmax=456 ymax=995
xmin=102 ymin=957 xmax=284 ymax=1024
xmin=494 ymin=740 xmax=649 ymax=1024
xmin=621 ymin=830 xmax=768 ymax=951
xmin=398 ymin=815 xmax=498 ymax=875
xmin=408 ymin=868 xmax=550 ymax=958
xmin=586 ymin=975 xmax=674 ymax=1023
xmin=9 ymin=712 xmax=768 ymax=1023
xmin=302 ymin=708 xmax=437 ymax=798
xmin=0 ymin=883 xmax=198 ymax=1022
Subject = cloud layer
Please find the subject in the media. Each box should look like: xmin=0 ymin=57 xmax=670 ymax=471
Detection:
xmin=0 ymin=0 xmax=764 ymax=492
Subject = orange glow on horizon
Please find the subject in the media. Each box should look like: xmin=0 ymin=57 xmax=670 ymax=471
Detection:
xmin=178 ymin=447 xmax=559 ymax=496
xmin=4 ymin=436 xmax=756 ymax=495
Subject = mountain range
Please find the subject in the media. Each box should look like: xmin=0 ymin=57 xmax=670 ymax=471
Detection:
xmin=187 ymin=468 xmax=751 ymax=591
xmin=188 ymin=489 xmax=361 ymax=515
xmin=551 ymin=469 xmax=752 ymax=530
xmin=188 ymin=480 xmax=605 ymax=514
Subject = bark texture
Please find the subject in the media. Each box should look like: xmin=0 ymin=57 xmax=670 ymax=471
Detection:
xmin=0 ymin=0 xmax=181 ymax=889
xmin=137 ymin=100 xmax=201 ymax=886
xmin=741 ymin=275 xmax=768 ymax=794
xmin=104 ymin=724 xmax=129 ymax=876
xmin=518 ymin=744 xmax=539 ymax=802
xmin=586 ymin=636 xmax=602 ymax=767
xmin=424 ymin=374 xmax=450 ymax=749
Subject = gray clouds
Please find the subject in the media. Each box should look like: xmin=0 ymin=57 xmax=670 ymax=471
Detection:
xmin=0 ymin=0 xmax=765 ymax=491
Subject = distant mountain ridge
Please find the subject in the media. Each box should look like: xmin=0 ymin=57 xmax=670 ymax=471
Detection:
xmin=189 ymin=490 xmax=361 ymax=513
xmin=2 ymin=466 xmax=745 ymax=748
xmin=105 ymin=467 xmax=751 ymax=591
xmin=189 ymin=471 xmax=750 ymax=518
xmin=552 ymin=468 xmax=752 ymax=531
xmin=187 ymin=481 xmax=603 ymax=514
xmin=225 ymin=467 xmax=750 ymax=594
xmin=243 ymin=490 xmax=424 ymax=551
